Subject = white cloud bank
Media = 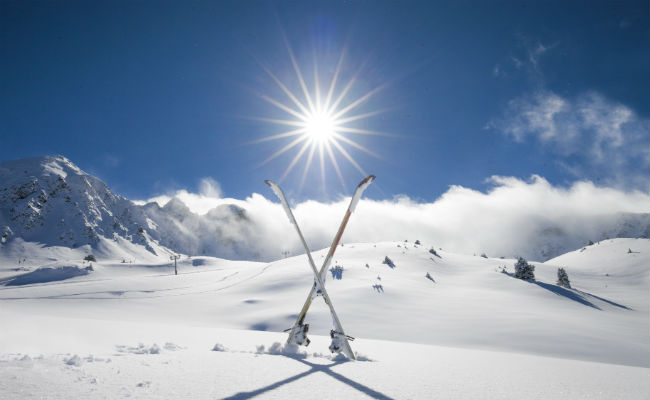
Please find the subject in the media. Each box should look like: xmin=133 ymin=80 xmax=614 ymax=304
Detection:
xmin=136 ymin=177 xmax=224 ymax=215
xmin=141 ymin=175 xmax=649 ymax=262
xmin=489 ymin=90 xmax=650 ymax=189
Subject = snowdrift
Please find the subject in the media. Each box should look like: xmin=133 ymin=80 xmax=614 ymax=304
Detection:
xmin=3 ymin=265 xmax=92 ymax=286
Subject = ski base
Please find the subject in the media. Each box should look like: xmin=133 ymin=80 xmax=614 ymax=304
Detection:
xmin=285 ymin=323 xmax=310 ymax=346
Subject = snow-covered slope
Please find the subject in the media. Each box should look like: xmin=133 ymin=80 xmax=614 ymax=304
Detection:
xmin=0 ymin=237 xmax=647 ymax=398
xmin=528 ymin=214 xmax=649 ymax=261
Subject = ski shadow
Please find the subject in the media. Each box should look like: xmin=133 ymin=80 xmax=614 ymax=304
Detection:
xmin=222 ymin=357 xmax=394 ymax=400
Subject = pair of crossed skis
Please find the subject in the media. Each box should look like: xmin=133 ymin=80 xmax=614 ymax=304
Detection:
xmin=265 ymin=175 xmax=376 ymax=361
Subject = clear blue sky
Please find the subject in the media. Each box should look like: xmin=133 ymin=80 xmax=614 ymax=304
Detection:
xmin=2 ymin=0 xmax=648 ymax=201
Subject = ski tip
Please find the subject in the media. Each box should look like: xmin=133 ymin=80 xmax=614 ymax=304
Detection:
xmin=358 ymin=175 xmax=376 ymax=187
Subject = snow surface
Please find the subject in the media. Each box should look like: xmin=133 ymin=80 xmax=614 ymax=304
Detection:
xmin=0 ymin=237 xmax=648 ymax=398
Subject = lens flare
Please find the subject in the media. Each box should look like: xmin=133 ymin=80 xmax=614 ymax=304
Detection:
xmin=304 ymin=111 xmax=335 ymax=145
xmin=250 ymin=37 xmax=391 ymax=192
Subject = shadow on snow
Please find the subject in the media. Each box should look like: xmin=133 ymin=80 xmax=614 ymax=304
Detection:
xmin=500 ymin=272 xmax=630 ymax=311
xmin=222 ymin=356 xmax=394 ymax=400
xmin=1 ymin=266 xmax=91 ymax=286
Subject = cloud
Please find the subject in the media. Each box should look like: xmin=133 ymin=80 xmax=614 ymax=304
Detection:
xmin=101 ymin=154 xmax=121 ymax=168
xmin=140 ymin=176 xmax=649 ymax=262
xmin=492 ymin=64 xmax=502 ymax=77
xmin=497 ymin=39 xmax=554 ymax=77
xmin=488 ymin=90 xmax=650 ymax=189
xmin=198 ymin=177 xmax=222 ymax=198
xmin=527 ymin=42 xmax=554 ymax=69
xmin=136 ymin=177 xmax=225 ymax=215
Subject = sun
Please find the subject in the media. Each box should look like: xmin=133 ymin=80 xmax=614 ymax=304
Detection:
xmin=249 ymin=37 xmax=390 ymax=191
xmin=304 ymin=111 xmax=336 ymax=145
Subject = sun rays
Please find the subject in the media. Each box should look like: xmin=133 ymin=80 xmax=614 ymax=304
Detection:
xmin=250 ymin=39 xmax=389 ymax=192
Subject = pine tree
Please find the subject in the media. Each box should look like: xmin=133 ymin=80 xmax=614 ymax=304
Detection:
xmin=514 ymin=257 xmax=535 ymax=280
xmin=556 ymin=267 xmax=571 ymax=288
xmin=382 ymin=256 xmax=395 ymax=268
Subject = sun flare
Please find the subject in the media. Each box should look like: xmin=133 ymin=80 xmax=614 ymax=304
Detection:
xmin=250 ymin=38 xmax=390 ymax=191
xmin=304 ymin=111 xmax=336 ymax=145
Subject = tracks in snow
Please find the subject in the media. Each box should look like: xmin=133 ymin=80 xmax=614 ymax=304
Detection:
xmin=0 ymin=261 xmax=278 ymax=301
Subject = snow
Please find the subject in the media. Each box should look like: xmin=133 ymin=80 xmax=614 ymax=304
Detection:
xmin=0 ymin=323 xmax=647 ymax=399
xmin=3 ymin=265 xmax=91 ymax=286
xmin=0 ymin=236 xmax=648 ymax=398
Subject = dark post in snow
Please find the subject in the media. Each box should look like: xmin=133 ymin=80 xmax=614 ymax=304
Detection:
xmin=170 ymin=254 xmax=180 ymax=275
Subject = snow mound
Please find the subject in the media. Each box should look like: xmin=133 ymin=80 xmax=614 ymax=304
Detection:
xmin=115 ymin=343 xmax=161 ymax=355
xmin=3 ymin=265 xmax=91 ymax=286
xmin=211 ymin=343 xmax=228 ymax=352
xmin=63 ymin=354 xmax=82 ymax=366
xmin=251 ymin=342 xmax=374 ymax=362
xmin=255 ymin=342 xmax=309 ymax=359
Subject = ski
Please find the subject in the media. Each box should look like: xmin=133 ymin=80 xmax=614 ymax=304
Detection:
xmin=284 ymin=174 xmax=375 ymax=336
xmin=265 ymin=175 xmax=375 ymax=360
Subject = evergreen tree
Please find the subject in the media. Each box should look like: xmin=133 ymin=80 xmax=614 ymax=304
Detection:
xmin=382 ymin=256 xmax=395 ymax=268
xmin=514 ymin=257 xmax=535 ymax=280
xmin=556 ymin=267 xmax=571 ymax=288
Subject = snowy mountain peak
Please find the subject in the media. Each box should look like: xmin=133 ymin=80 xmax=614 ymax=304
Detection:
xmin=1 ymin=155 xmax=82 ymax=182
xmin=0 ymin=156 xmax=257 ymax=260
xmin=37 ymin=155 xmax=83 ymax=179
xmin=1 ymin=155 xmax=132 ymax=248
xmin=161 ymin=197 xmax=191 ymax=217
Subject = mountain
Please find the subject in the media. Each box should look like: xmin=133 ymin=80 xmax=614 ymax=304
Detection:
xmin=528 ymin=212 xmax=649 ymax=260
xmin=0 ymin=155 xmax=648 ymax=262
xmin=0 ymin=156 xmax=255 ymax=260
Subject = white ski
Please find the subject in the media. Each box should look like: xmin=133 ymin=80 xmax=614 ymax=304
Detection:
xmin=265 ymin=175 xmax=375 ymax=360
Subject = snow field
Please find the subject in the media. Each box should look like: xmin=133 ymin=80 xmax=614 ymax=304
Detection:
xmin=0 ymin=237 xmax=648 ymax=398
xmin=1 ymin=323 xmax=647 ymax=400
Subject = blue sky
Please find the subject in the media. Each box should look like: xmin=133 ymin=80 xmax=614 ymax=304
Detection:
xmin=1 ymin=0 xmax=648 ymax=202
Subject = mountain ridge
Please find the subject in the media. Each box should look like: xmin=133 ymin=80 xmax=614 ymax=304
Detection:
xmin=0 ymin=155 xmax=255 ymax=260
xmin=1 ymin=155 xmax=648 ymax=262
